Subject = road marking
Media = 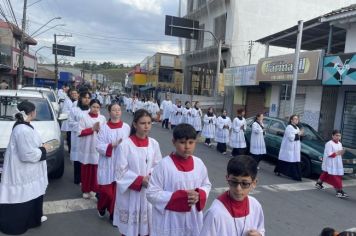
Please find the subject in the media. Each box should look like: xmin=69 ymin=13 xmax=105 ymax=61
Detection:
xmin=44 ymin=198 xmax=96 ymax=215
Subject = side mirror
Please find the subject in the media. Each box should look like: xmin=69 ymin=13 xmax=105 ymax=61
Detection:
xmin=58 ymin=113 xmax=68 ymax=121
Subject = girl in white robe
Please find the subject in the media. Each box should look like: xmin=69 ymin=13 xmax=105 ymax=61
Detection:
xmin=113 ymin=109 xmax=162 ymax=236
xmin=68 ymin=91 xmax=91 ymax=184
xmin=147 ymin=123 xmax=211 ymax=236
xmin=0 ymin=101 xmax=50 ymax=235
xmin=150 ymin=99 xmax=160 ymax=122
xmin=78 ymin=99 xmax=106 ymax=198
xmin=191 ymin=101 xmax=203 ymax=133
xmin=316 ymin=130 xmax=348 ymax=198
xmin=96 ymin=103 xmax=130 ymax=219
xmin=230 ymin=109 xmax=247 ymax=157
xmin=201 ymin=107 xmax=216 ymax=146
xmin=200 ymin=155 xmax=265 ymax=236
xmin=61 ymin=88 xmax=78 ymax=153
xmin=250 ymin=113 xmax=266 ymax=165
xmin=274 ymin=115 xmax=303 ymax=181
xmin=215 ymin=110 xmax=232 ymax=155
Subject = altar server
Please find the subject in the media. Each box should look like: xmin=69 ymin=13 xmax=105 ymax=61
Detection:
xmin=96 ymin=103 xmax=130 ymax=219
xmin=274 ymin=115 xmax=303 ymax=181
xmin=202 ymin=107 xmax=216 ymax=146
xmin=250 ymin=113 xmax=266 ymax=165
xmin=170 ymin=99 xmax=183 ymax=130
xmin=160 ymin=93 xmax=173 ymax=129
xmin=182 ymin=101 xmax=193 ymax=125
xmin=61 ymin=88 xmax=78 ymax=153
xmin=215 ymin=110 xmax=232 ymax=155
xmin=147 ymin=123 xmax=211 ymax=236
xmin=113 ymin=109 xmax=162 ymax=235
xmin=230 ymin=109 xmax=247 ymax=157
xmin=191 ymin=101 xmax=203 ymax=133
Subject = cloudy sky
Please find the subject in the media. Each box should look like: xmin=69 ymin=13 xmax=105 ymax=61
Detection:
xmin=9 ymin=0 xmax=184 ymax=65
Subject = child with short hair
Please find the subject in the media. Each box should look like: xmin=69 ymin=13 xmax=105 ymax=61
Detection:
xmin=200 ymin=155 xmax=265 ymax=236
xmin=147 ymin=123 xmax=211 ymax=236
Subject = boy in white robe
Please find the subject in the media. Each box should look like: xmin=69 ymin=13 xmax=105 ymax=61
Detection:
xmin=182 ymin=101 xmax=193 ymax=125
xmin=160 ymin=93 xmax=173 ymax=129
xmin=147 ymin=123 xmax=211 ymax=236
xmin=230 ymin=109 xmax=247 ymax=157
xmin=250 ymin=114 xmax=266 ymax=166
xmin=200 ymin=155 xmax=265 ymax=236
xmin=315 ymin=130 xmax=348 ymax=198
xmin=191 ymin=101 xmax=203 ymax=133
xmin=215 ymin=110 xmax=232 ymax=155
xmin=96 ymin=103 xmax=130 ymax=220
xmin=170 ymin=100 xmax=183 ymax=130
xmin=202 ymin=107 xmax=216 ymax=146
xmin=113 ymin=109 xmax=162 ymax=236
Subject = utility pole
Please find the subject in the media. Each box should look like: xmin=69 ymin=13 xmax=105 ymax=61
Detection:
xmin=290 ymin=20 xmax=304 ymax=116
xmin=17 ymin=0 xmax=28 ymax=89
xmin=248 ymin=40 xmax=254 ymax=65
xmin=53 ymin=33 xmax=72 ymax=89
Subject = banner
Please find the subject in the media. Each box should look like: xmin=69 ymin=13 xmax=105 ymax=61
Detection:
xmin=224 ymin=65 xmax=256 ymax=86
xmin=323 ymin=53 xmax=356 ymax=85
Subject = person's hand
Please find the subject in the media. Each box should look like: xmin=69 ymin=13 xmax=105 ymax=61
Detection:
xmin=246 ymin=229 xmax=262 ymax=236
xmin=336 ymin=149 xmax=345 ymax=156
xmin=43 ymin=143 xmax=52 ymax=152
xmin=112 ymin=138 xmax=122 ymax=148
xmin=187 ymin=190 xmax=199 ymax=207
xmin=142 ymin=176 xmax=150 ymax=188
xmin=240 ymin=125 xmax=244 ymax=130
xmin=93 ymin=122 xmax=100 ymax=132
xmin=299 ymin=129 xmax=304 ymax=136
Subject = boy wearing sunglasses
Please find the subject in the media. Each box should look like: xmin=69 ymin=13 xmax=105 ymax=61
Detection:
xmin=200 ymin=155 xmax=265 ymax=236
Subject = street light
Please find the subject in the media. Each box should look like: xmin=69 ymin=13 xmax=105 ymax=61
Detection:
xmin=31 ymin=24 xmax=66 ymax=38
xmin=32 ymin=46 xmax=51 ymax=85
xmin=30 ymin=17 xmax=61 ymax=37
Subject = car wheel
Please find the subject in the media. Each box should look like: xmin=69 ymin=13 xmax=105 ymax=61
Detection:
xmin=301 ymin=155 xmax=311 ymax=178
xmin=49 ymin=155 xmax=64 ymax=179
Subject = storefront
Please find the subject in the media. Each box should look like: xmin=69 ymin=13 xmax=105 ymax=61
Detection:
xmin=323 ymin=53 xmax=356 ymax=148
xmin=257 ymin=51 xmax=323 ymax=129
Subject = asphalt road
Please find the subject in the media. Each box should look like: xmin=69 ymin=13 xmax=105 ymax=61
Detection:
xmin=2 ymin=109 xmax=355 ymax=236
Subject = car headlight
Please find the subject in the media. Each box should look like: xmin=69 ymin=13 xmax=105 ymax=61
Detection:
xmin=44 ymin=139 xmax=60 ymax=153
xmin=343 ymin=159 xmax=356 ymax=165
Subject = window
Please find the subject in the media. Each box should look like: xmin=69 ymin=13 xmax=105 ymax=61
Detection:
xmin=188 ymin=0 xmax=194 ymax=12
xmin=158 ymin=68 xmax=174 ymax=83
xmin=280 ymin=84 xmax=291 ymax=101
xmin=268 ymin=120 xmax=285 ymax=136
xmin=197 ymin=0 xmax=205 ymax=7
xmin=214 ymin=14 xmax=227 ymax=41
xmin=196 ymin=24 xmax=205 ymax=50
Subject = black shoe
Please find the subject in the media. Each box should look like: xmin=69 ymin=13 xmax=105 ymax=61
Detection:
xmin=336 ymin=190 xmax=349 ymax=198
xmin=274 ymin=171 xmax=281 ymax=176
xmin=98 ymin=209 xmax=106 ymax=218
xmin=315 ymin=182 xmax=324 ymax=190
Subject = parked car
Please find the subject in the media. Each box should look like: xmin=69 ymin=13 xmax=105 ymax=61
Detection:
xmin=21 ymin=86 xmax=60 ymax=115
xmin=245 ymin=116 xmax=356 ymax=177
xmin=0 ymin=90 xmax=67 ymax=179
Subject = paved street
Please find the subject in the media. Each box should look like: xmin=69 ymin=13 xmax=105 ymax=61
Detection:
xmin=2 ymin=110 xmax=355 ymax=236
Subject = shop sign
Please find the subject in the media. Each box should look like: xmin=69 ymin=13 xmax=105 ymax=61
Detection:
xmin=257 ymin=51 xmax=321 ymax=82
xmin=323 ymin=53 xmax=356 ymax=85
xmin=224 ymin=65 xmax=257 ymax=86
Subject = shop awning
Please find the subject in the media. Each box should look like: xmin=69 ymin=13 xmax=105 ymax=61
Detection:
xmin=139 ymin=86 xmax=155 ymax=92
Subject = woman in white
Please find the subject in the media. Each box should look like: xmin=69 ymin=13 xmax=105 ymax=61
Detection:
xmin=230 ymin=108 xmax=247 ymax=157
xmin=0 ymin=101 xmax=50 ymax=235
xmin=250 ymin=113 xmax=266 ymax=165
xmin=113 ymin=109 xmax=162 ymax=235
xmin=69 ymin=91 xmax=91 ymax=184
xmin=191 ymin=101 xmax=203 ymax=134
xmin=274 ymin=114 xmax=303 ymax=181
xmin=202 ymin=107 xmax=216 ymax=146
xmin=315 ymin=130 xmax=348 ymax=198
xmin=78 ymin=99 xmax=106 ymax=199
xmin=96 ymin=103 xmax=130 ymax=220
xmin=215 ymin=110 xmax=232 ymax=155
xmin=61 ymin=88 xmax=78 ymax=153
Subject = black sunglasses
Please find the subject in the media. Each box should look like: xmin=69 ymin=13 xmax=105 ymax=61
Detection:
xmin=227 ymin=180 xmax=253 ymax=189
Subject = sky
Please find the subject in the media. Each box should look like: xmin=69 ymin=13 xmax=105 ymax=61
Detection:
xmin=8 ymin=0 xmax=185 ymax=65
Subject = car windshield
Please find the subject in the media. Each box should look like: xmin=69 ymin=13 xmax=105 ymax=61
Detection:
xmin=43 ymin=91 xmax=56 ymax=103
xmin=0 ymin=96 xmax=54 ymax=121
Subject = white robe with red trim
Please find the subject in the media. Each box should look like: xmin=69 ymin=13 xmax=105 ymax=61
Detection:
xmin=322 ymin=140 xmax=344 ymax=176
xmin=96 ymin=122 xmax=130 ymax=185
xmin=146 ymin=155 xmax=212 ymax=236
xmin=113 ymin=137 xmax=162 ymax=236
xmin=77 ymin=113 xmax=106 ymax=165
xmin=200 ymin=196 xmax=265 ymax=236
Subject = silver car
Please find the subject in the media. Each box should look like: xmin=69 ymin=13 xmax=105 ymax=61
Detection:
xmin=0 ymin=90 xmax=67 ymax=178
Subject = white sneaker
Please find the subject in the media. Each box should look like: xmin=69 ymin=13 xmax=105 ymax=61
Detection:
xmin=90 ymin=191 xmax=96 ymax=197
xmin=82 ymin=192 xmax=90 ymax=199
xmin=41 ymin=216 xmax=48 ymax=223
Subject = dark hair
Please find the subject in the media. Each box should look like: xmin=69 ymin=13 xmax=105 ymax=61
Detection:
xmin=90 ymin=98 xmax=101 ymax=107
xmin=108 ymin=102 xmax=120 ymax=113
xmin=185 ymin=101 xmax=190 ymax=106
xmin=78 ymin=91 xmax=91 ymax=110
xmin=332 ymin=129 xmax=341 ymax=136
xmin=237 ymin=108 xmax=245 ymax=115
xmin=13 ymin=101 xmax=36 ymax=129
xmin=227 ymin=155 xmax=258 ymax=180
xmin=67 ymin=87 xmax=78 ymax=97
xmin=130 ymin=109 xmax=152 ymax=136
xmin=254 ymin=113 xmax=263 ymax=123
xmin=320 ymin=227 xmax=336 ymax=236
xmin=289 ymin=114 xmax=298 ymax=124
xmin=173 ymin=123 xmax=197 ymax=140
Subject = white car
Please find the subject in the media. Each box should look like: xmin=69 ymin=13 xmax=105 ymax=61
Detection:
xmin=21 ymin=86 xmax=60 ymax=115
xmin=0 ymin=90 xmax=67 ymax=178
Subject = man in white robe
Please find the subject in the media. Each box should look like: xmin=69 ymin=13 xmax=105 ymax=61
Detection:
xmin=160 ymin=93 xmax=173 ymax=129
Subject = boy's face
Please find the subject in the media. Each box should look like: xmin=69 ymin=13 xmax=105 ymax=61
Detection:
xmin=226 ymin=175 xmax=256 ymax=201
xmin=173 ymin=138 xmax=196 ymax=158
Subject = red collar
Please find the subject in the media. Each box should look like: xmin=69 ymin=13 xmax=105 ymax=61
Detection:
xmin=89 ymin=112 xmax=98 ymax=118
xmin=107 ymin=120 xmax=123 ymax=129
xmin=332 ymin=140 xmax=339 ymax=144
xmin=169 ymin=152 xmax=194 ymax=172
xmin=218 ymin=191 xmax=249 ymax=218
xmin=130 ymin=135 xmax=149 ymax=147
